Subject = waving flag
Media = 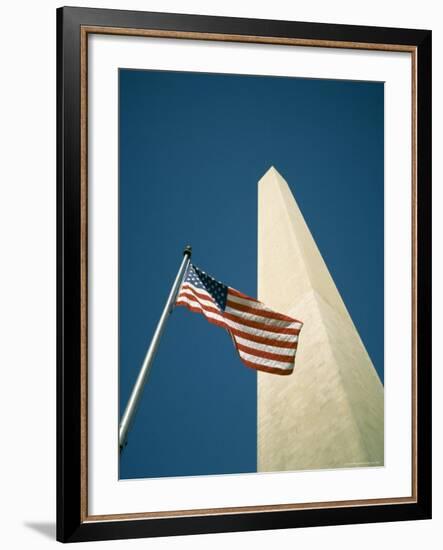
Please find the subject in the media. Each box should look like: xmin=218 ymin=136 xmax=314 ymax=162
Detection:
xmin=176 ymin=264 xmax=303 ymax=375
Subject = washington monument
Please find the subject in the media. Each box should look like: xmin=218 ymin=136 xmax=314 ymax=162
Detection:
xmin=257 ymin=167 xmax=384 ymax=472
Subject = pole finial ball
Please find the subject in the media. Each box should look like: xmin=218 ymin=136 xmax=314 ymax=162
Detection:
xmin=183 ymin=245 xmax=192 ymax=257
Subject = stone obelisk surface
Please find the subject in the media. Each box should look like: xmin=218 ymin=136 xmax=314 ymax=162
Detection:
xmin=257 ymin=167 xmax=384 ymax=472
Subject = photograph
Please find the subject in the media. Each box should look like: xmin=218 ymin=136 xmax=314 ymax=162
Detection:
xmin=0 ymin=0 xmax=436 ymax=547
xmin=55 ymin=7 xmax=431 ymax=542
xmin=118 ymin=68 xmax=385 ymax=480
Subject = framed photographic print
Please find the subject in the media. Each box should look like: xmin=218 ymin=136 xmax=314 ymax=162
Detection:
xmin=56 ymin=6 xmax=432 ymax=543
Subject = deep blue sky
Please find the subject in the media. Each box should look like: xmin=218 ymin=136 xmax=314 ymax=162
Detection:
xmin=119 ymin=69 xmax=384 ymax=480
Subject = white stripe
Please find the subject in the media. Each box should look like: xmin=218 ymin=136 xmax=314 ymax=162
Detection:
xmin=228 ymin=293 xmax=303 ymax=328
xmin=225 ymin=292 xmax=258 ymax=307
xmin=227 ymin=292 xmax=303 ymax=329
xmin=180 ymin=282 xmax=212 ymax=295
xmin=179 ymin=288 xmax=217 ymax=310
xmin=180 ymin=283 xmax=214 ymax=302
xmin=176 ymin=296 xmax=296 ymax=343
xmin=237 ymin=349 xmax=294 ymax=371
xmin=225 ymin=303 xmax=300 ymax=329
xmin=234 ymin=335 xmax=296 ymax=356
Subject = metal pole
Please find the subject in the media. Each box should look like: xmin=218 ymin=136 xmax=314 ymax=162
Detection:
xmin=119 ymin=245 xmax=192 ymax=450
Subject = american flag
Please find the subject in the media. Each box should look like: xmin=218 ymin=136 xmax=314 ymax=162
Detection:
xmin=175 ymin=264 xmax=303 ymax=375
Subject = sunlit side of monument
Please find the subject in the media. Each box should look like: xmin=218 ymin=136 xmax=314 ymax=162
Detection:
xmin=257 ymin=167 xmax=384 ymax=472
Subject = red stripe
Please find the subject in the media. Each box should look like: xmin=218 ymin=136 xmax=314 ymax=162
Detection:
xmin=235 ymin=342 xmax=295 ymax=363
xmin=223 ymin=312 xmax=300 ymax=335
xmin=177 ymin=291 xmax=220 ymax=315
xmin=228 ymin=287 xmax=259 ymax=302
xmin=180 ymin=284 xmax=214 ymax=302
xmin=226 ymin=298 xmax=298 ymax=323
xmin=229 ymin=328 xmax=296 ymax=349
xmin=240 ymin=358 xmax=294 ymax=376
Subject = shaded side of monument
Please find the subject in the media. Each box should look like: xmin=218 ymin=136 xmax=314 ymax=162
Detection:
xmin=257 ymin=167 xmax=384 ymax=472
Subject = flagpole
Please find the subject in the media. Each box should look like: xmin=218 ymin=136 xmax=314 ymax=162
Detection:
xmin=119 ymin=245 xmax=192 ymax=451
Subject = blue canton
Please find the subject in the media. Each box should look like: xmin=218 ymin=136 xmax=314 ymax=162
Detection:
xmin=184 ymin=264 xmax=228 ymax=310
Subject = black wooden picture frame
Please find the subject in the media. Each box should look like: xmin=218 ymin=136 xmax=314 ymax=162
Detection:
xmin=57 ymin=6 xmax=432 ymax=543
